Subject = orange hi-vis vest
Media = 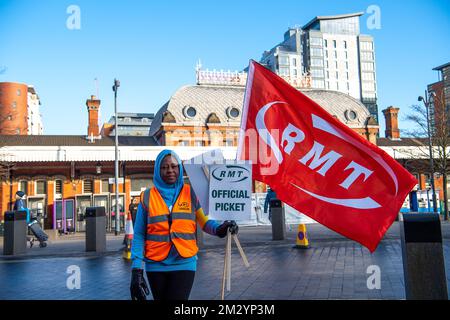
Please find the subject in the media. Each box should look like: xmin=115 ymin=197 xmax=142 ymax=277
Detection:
xmin=140 ymin=184 xmax=197 ymax=262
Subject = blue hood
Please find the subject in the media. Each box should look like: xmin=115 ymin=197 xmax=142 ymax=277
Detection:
xmin=153 ymin=149 xmax=184 ymax=208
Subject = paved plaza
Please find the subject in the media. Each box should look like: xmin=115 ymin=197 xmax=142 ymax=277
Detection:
xmin=0 ymin=222 xmax=449 ymax=300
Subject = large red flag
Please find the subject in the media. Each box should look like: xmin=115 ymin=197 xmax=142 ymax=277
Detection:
xmin=237 ymin=60 xmax=417 ymax=252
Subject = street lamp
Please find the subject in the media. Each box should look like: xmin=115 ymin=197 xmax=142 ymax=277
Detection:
xmin=112 ymin=79 xmax=120 ymax=236
xmin=418 ymin=91 xmax=438 ymax=213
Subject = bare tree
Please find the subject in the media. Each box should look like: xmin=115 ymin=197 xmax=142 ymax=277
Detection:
xmin=404 ymin=91 xmax=449 ymax=220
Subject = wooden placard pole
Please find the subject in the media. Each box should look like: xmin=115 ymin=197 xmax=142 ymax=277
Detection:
xmin=202 ymin=164 xmax=250 ymax=300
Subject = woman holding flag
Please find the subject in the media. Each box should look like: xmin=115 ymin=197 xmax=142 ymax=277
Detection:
xmin=130 ymin=149 xmax=238 ymax=300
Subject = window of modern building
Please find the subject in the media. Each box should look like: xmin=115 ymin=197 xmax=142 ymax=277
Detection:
xmin=36 ymin=180 xmax=47 ymax=195
xmin=336 ymin=82 xmax=340 ymax=91
xmin=324 ymin=39 xmax=328 ymax=47
xmin=363 ymin=92 xmax=377 ymax=99
xmin=18 ymin=181 xmax=28 ymax=194
xmin=311 ymin=69 xmax=324 ymax=78
xmin=326 ymin=81 xmax=330 ymax=89
xmin=83 ymin=179 xmax=93 ymax=194
xmin=334 ymin=51 xmax=338 ymax=59
xmin=293 ymin=69 xmax=298 ymax=76
xmin=312 ymin=79 xmax=325 ymax=89
xmin=343 ymin=41 xmax=347 ymax=49
xmin=346 ymin=72 xmax=349 ymax=80
xmin=311 ymin=58 xmax=323 ymax=67
xmin=310 ymin=37 xmax=322 ymax=46
xmin=325 ymin=61 xmax=329 ymax=68
xmin=335 ymin=71 xmax=339 ymax=79
xmin=325 ymin=50 xmax=328 ymax=58
xmin=347 ymin=82 xmax=350 ymax=90
xmin=345 ymin=51 xmax=348 ymax=59
xmin=361 ymin=51 xmax=374 ymax=60
xmin=362 ymin=62 xmax=374 ymax=71
xmin=326 ymin=71 xmax=330 ymax=79
xmin=362 ymin=72 xmax=375 ymax=81
xmin=333 ymin=40 xmax=337 ymax=48
xmin=279 ymin=67 xmax=290 ymax=76
xmin=345 ymin=62 xmax=349 ymax=69
xmin=362 ymin=82 xmax=376 ymax=91
xmin=279 ymin=55 xmax=289 ymax=65
xmin=360 ymin=41 xmax=373 ymax=51
xmin=335 ymin=61 xmax=338 ymax=69
xmin=311 ymin=48 xmax=323 ymax=56
xmin=292 ymin=58 xmax=297 ymax=67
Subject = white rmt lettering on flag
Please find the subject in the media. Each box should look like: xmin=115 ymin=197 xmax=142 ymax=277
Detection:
xmin=237 ymin=60 xmax=417 ymax=252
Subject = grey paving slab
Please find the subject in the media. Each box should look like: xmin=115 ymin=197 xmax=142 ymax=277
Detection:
xmin=0 ymin=222 xmax=449 ymax=300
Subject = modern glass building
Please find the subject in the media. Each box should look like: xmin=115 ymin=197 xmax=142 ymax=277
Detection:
xmin=260 ymin=12 xmax=378 ymax=122
xmin=103 ymin=112 xmax=155 ymax=136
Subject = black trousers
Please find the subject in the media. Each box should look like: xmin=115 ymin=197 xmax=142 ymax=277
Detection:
xmin=146 ymin=271 xmax=195 ymax=300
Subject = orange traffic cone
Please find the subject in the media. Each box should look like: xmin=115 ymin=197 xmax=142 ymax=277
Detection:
xmin=294 ymin=223 xmax=310 ymax=249
xmin=122 ymin=212 xmax=134 ymax=260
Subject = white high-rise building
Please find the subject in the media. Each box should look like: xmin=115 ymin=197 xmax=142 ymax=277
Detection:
xmin=27 ymin=86 xmax=43 ymax=135
xmin=260 ymin=12 xmax=378 ymax=122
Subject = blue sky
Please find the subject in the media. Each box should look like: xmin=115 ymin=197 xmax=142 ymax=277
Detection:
xmin=0 ymin=0 xmax=449 ymax=135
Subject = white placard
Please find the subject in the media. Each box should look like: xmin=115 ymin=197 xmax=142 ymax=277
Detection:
xmin=208 ymin=163 xmax=252 ymax=221
xmin=183 ymin=149 xmax=225 ymax=212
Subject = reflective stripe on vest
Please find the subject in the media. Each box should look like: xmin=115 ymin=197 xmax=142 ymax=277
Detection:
xmin=142 ymin=184 xmax=198 ymax=261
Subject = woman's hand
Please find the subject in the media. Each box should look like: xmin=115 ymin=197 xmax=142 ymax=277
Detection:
xmin=130 ymin=268 xmax=150 ymax=300
xmin=216 ymin=220 xmax=239 ymax=238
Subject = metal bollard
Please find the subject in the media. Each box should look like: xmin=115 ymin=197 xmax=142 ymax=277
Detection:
xmin=3 ymin=211 xmax=28 ymax=255
xmin=270 ymin=199 xmax=286 ymax=240
xmin=400 ymin=213 xmax=448 ymax=300
xmin=85 ymin=207 xmax=106 ymax=252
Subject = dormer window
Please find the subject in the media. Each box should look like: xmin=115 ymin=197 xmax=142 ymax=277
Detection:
xmin=226 ymin=107 xmax=240 ymax=119
xmin=183 ymin=106 xmax=197 ymax=119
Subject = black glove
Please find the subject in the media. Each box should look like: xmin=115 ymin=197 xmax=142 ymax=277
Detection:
xmin=130 ymin=268 xmax=149 ymax=300
xmin=216 ymin=220 xmax=239 ymax=238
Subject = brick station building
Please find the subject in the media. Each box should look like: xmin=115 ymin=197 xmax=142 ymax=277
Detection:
xmin=1 ymin=76 xmax=448 ymax=231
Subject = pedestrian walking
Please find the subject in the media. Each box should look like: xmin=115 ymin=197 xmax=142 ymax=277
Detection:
xmin=264 ymin=187 xmax=277 ymax=223
xmin=130 ymin=149 xmax=238 ymax=300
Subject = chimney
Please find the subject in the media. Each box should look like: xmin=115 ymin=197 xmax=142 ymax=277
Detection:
xmin=86 ymin=95 xmax=101 ymax=138
xmin=382 ymin=106 xmax=400 ymax=140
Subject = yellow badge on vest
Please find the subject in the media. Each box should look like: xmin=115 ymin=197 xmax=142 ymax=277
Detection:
xmin=176 ymin=201 xmax=191 ymax=212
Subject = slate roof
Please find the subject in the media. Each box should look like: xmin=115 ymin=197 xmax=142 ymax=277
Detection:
xmin=376 ymin=137 xmax=429 ymax=147
xmin=149 ymin=84 xmax=372 ymax=136
xmin=0 ymin=135 xmax=158 ymax=147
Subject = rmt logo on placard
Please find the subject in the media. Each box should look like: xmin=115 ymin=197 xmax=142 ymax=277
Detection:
xmin=212 ymin=165 xmax=250 ymax=183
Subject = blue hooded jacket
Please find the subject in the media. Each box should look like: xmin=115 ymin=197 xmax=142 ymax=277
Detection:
xmin=152 ymin=149 xmax=184 ymax=209
xmin=131 ymin=150 xmax=219 ymax=271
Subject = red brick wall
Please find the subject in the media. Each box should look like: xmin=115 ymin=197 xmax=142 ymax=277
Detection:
xmin=0 ymin=82 xmax=28 ymax=135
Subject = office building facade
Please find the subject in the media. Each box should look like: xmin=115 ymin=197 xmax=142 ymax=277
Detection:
xmin=260 ymin=12 xmax=378 ymax=122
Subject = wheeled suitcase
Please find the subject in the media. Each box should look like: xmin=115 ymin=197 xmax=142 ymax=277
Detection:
xmin=29 ymin=221 xmax=48 ymax=244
